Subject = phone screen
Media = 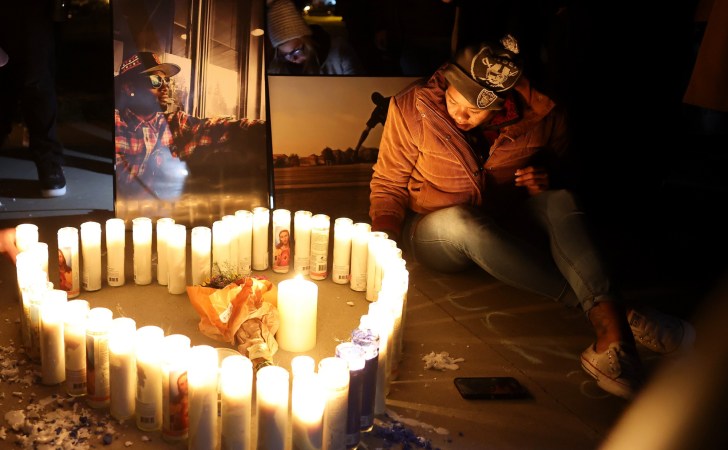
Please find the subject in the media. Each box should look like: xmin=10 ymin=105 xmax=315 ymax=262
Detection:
xmin=453 ymin=377 xmax=530 ymax=400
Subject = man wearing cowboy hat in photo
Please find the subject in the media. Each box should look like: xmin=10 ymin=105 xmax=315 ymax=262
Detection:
xmin=114 ymin=51 xmax=266 ymax=200
xmin=369 ymin=37 xmax=695 ymax=401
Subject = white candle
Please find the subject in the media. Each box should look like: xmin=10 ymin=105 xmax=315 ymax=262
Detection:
xmin=223 ymin=214 xmax=240 ymax=275
xmin=374 ymin=239 xmax=398 ymax=297
xmin=212 ymin=219 xmax=232 ymax=276
xmin=167 ymin=224 xmax=187 ymax=295
xmin=162 ymin=334 xmax=191 ymax=442
xmin=22 ymin=267 xmax=51 ymax=362
xmin=86 ymin=307 xmax=113 ymax=409
xmin=309 ymin=214 xmax=330 ymax=281
xmin=291 ymin=355 xmax=315 ymax=378
xmin=15 ymin=223 xmax=39 ymax=252
xmin=156 ymin=217 xmax=175 ymax=285
xmin=28 ymin=241 xmax=49 ymax=281
xmin=132 ymin=217 xmax=153 ymax=285
xmin=64 ymin=299 xmax=89 ymax=397
xmin=365 ymin=231 xmax=389 ymax=301
xmin=40 ymin=289 xmax=67 ymax=385
xmin=380 ymin=262 xmax=409 ymax=378
xmin=256 ymin=365 xmax=290 ymax=450
xmin=367 ymin=302 xmax=393 ymax=413
xmin=332 ymin=217 xmax=353 ymax=285
xmin=221 ymin=354 xmax=253 ymax=450
xmin=235 ymin=210 xmax=253 ymax=275
xmin=135 ymin=325 xmax=164 ymax=431
xmin=349 ymin=223 xmax=371 ymax=292
xmin=318 ymin=357 xmax=349 ymax=450
xmin=188 ymin=345 xmax=219 ymax=450
xmin=293 ymin=210 xmax=312 ymax=275
xmin=272 ymin=209 xmax=291 ymax=274
xmin=292 ymin=371 xmax=324 ymax=450
xmin=252 ymin=206 xmax=269 ymax=271
xmin=276 ymin=275 xmax=318 ymax=352
xmin=57 ymin=227 xmax=80 ymax=298
xmin=16 ymin=250 xmax=49 ymax=354
xmin=109 ymin=317 xmax=137 ymax=420
xmin=80 ymin=221 xmax=102 ymax=291
xmin=105 ymin=218 xmax=126 ymax=287
xmin=191 ymin=226 xmax=212 ymax=286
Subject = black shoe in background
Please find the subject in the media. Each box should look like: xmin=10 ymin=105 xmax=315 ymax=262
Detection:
xmin=36 ymin=160 xmax=67 ymax=197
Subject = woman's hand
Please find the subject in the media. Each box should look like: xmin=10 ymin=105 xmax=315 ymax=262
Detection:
xmin=0 ymin=228 xmax=18 ymax=263
xmin=515 ymin=166 xmax=550 ymax=196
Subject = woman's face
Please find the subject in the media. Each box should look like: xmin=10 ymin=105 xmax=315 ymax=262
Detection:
xmin=445 ymin=85 xmax=497 ymax=131
xmin=278 ymin=38 xmax=307 ymax=65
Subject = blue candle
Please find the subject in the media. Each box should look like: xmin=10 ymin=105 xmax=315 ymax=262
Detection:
xmin=335 ymin=342 xmax=365 ymax=450
xmin=351 ymin=315 xmax=379 ymax=432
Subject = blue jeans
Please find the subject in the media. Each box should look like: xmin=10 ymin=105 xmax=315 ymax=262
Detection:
xmin=402 ymin=189 xmax=618 ymax=313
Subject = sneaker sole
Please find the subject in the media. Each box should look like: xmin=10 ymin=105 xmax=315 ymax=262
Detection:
xmin=42 ymin=186 xmax=67 ymax=197
xmin=580 ymin=354 xmax=634 ymax=400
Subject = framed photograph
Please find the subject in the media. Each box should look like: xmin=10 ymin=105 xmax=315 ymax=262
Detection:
xmin=111 ymin=0 xmax=271 ymax=227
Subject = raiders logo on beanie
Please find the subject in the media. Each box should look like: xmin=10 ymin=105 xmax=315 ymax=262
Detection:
xmin=443 ymin=36 xmax=523 ymax=110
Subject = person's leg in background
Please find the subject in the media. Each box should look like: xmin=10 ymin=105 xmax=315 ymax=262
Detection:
xmin=0 ymin=1 xmax=66 ymax=197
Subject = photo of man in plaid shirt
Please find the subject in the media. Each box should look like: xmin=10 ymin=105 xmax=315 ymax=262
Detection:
xmin=114 ymin=52 xmax=266 ymax=201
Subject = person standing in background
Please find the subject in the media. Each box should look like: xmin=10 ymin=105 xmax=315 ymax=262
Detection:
xmin=0 ymin=0 xmax=67 ymax=197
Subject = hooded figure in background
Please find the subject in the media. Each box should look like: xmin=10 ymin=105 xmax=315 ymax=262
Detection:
xmin=266 ymin=0 xmax=364 ymax=75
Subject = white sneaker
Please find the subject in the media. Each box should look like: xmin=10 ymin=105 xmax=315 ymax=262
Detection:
xmin=581 ymin=341 xmax=645 ymax=399
xmin=628 ymin=306 xmax=695 ymax=355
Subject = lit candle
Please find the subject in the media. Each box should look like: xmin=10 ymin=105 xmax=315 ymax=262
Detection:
xmin=105 ymin=218 xmax=126 ymax=287
xmin=22 ymin=273 xmax=51 ymax=362
xmin=132 ymin=217 xmax=153 ymax=285
xmin=367 ymin=302 xmax=393 ymax=413
xmin=335 ymin=343 xmax=365 ymax=450
xmin=15 ymin=223 xmax=39 ymax=253
xmin=135 ymin=325 xmax=164 ymax=431
xmin=57 ymin=227 xmax=80 ymax=298
xmin=16 ymin=251 xmax=49 ymax=356
xmin=191 ymin=226 xmax=212 ymax=286
xmin=332 ymin=217 xmax=353 ymax=285
xmin=64 ymin=299 xmax=89 ymax=397
xmin=252 ymin=206 xmax=269 ymax=271
xmin=212 ymin=219 xmax=232 ymax=275
xmin=80 ymin=221 xmax=102 ymax=291
xmin=40 ymin=289 xmax=67 ymax=385
xmin=276 ymin=275 xmax=318 ymax=352
xmin=349 ymin=223 xmax=371 ymax=292
xmin=167 ymin=224 xmax=187 ymax=295
xmin=256 ymin=365 xmax=290 ymax=450
xmin=318 ymin=357 xmax=349 ymax=450
xmin=109 ymin=317 xmax=137 ymax=420
xmin=365 ymin=231 xmax=389 ymax=301
xmin=380 ymin=262 xmax=409 ymax=379
xmin=223 ymin=214 xmax=240 ymax=274
xmin=292 ymin=370 xmax=324 ymax=450
xmin=28 ymin=241 xmax=49 ymax=281
xmin=309 ymin=214 xmax=330 ymax=281
xmin=86 ymin=307 xmax=113 ymax=409
xmin=272 ymin=209 xmax=291 ymax=274
xmin=374 ymin=239 xmax=398 ymax=297
xmin=221 ymin=354 xmax=253 ymax=450
xmin=291 ymin=355 xmax=315 ymax=377
xmin=188 ymin=345 xmax=219 ymax=450
xmin=235 ymin=210 xmax=253 ymax=275
xmin=156 ymin=217 xmax=175 ymax=285
xmin=162 ymin=334 xmax=191 ymax=442
xmin=293 ymin=210 xmax=312 ymax=275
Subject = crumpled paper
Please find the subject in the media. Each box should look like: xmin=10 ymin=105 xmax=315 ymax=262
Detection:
xmin=187 ymin=276 xmax=280 ymax=358
xmin=422 ymin=351 xmax=465 ymax=371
